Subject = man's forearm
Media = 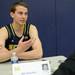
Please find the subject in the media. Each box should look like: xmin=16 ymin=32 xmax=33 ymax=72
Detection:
xmin=0 ymin=49 xmax=11 ymax=62
xmin=0 ymin=47 xmax=22 ymax=62
xmin=17 ymin=49 xmax=43 ymax=60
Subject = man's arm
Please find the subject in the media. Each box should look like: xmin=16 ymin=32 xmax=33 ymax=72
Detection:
xmin=0 ymin=27 xmax=27 ymax=62
xmin=17 ymin=24 xmax=43 ymax=60
xmin=0 ymin=27 xmax=11 ymax=62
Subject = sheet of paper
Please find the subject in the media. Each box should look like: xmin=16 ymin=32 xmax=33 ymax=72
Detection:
xmin=12 ymin=60 xmax=51 ymax=75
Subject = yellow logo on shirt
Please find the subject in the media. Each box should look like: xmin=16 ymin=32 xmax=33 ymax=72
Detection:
xmin=8 ymin=44 xmax=17 ymax=50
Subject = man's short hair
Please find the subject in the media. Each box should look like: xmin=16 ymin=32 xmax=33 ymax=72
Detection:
xmin=10 ymin=1 xmax=29 ymax=13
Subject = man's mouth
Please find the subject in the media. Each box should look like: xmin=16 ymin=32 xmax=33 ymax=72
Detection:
xmin=20 ymin=20 xmax=25 ymax=22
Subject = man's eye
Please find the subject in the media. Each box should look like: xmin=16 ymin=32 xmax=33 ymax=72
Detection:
xmin=18 ymin=12 xmax=23 ymax=15
xmin=25 ymin=12 xmax=28 ymax=15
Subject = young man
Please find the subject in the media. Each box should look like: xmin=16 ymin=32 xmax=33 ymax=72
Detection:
xmin=0 ymin=1 xmax=43 ymax=62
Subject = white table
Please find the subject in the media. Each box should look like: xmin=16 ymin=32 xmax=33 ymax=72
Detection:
xmin=0 ymin=55 xmax=67 ymax=75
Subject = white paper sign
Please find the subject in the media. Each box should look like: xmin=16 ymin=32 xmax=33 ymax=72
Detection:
xmin=12 ymin=60 xmax=51 ymax=75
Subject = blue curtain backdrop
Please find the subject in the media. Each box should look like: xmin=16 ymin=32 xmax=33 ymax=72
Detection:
xmin=0 ymin=0 xmax=75 ymax=57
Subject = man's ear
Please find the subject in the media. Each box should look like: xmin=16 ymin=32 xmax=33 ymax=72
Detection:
xmin=10 ymin=12 xmax=14 ymax=18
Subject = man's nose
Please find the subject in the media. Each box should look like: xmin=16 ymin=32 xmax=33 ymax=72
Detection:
xmin=22 ymin=14 xmax=25 ymax=19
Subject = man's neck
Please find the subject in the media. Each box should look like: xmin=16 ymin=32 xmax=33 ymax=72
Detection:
xmin=11 ymin=22 xmax=26 ymax=37
xmin=12 ymin=23 xmax=25 ymax=32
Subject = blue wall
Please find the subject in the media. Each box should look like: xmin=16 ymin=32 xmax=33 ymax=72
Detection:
xmin=56 ymin=0 xmax=75 ymax=56
xmin=0 ymin=0 xmax=75 ymax=57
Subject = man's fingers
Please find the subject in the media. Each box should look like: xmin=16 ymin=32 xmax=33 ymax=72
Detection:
xmin=19 ymin=36 xmax=24 ymax=42
xmin=23 ymin=39 xmax=32 ymax=44
xmin=0 ymin=45 xmax=2 ymax=49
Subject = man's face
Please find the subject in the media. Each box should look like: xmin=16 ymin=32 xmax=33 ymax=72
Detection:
xmin=11 ymin=5 xmax=28 ymax=25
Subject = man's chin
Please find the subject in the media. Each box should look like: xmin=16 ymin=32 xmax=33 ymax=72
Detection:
xmin=19 ymin=23 xmax=25 ymax=25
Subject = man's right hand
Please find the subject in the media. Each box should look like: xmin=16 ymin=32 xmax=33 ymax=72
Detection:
xmin=17 ymin=36 xmax=33 ymax=52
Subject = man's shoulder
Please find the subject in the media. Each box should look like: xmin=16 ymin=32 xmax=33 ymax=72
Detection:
xmin=30 ymin=24 xmax=37 ymax=30
xmin=29 ymin=24 xmax=38 ymax=37
xmin=0 ymin=24 xmax=10 ymax=30
xmin=0 ymin=26 xmax=7 ymax=31
xmin=0 ymin=25 xmax=8 ymax=39
xmin=0 ymin=25 xmax=9 ymax=35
